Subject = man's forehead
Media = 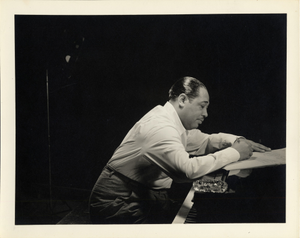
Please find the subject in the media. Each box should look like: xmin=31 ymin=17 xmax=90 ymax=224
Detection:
xmin=198 ymin=87 xmax=210 ymax=102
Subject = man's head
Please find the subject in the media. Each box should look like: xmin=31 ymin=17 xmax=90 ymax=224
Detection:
xmin=169 ymin=76 xmax=209 ymax=130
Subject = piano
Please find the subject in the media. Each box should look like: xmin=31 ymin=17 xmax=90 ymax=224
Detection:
xmin=173 ymin=165 xmax=286 ymax=224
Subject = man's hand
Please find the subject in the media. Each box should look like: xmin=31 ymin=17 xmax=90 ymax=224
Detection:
xmin=232 ymin=139 xmax=253 ymax=161
xmin=242 ymin=139 xmax=271 ymax=152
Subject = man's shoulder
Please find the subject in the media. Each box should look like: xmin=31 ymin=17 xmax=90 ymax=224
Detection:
xmin=143 ymin=104 xmax=171 ymax=120
xmin=138 ymin=106 xmax=177 ymax=128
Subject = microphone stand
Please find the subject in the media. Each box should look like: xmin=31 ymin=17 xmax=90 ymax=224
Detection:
xmin=45 ymin=36 xmax=84 ymax=220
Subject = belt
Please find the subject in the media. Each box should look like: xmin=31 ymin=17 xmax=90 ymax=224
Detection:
xmin=104 ymin=165 xmax=170 ymax=192
xmin=105 ymin=165 xmax=132 ymax=184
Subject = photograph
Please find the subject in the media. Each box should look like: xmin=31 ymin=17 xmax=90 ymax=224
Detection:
xmin=15 ymin=13 xmax=287 ymax=225
xmin=1 ymin=1 xmax=299 ymax=238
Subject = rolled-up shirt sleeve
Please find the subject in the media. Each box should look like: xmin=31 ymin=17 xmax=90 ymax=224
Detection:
xmin=142 ymin=126 xmax=240 ymax=183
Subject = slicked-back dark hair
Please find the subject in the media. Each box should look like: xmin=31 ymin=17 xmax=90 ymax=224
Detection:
xmin=168 ymin=76 xmax=206 ymax=101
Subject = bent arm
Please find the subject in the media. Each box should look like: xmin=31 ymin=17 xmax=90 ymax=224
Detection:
xmin=143 ymin=127 xmax=240 ymax=183
xmin=186 ymin=129 xmax=239 ymax=155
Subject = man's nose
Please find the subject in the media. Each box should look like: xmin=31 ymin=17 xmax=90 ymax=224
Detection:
xmin=203 ymin=108 xmax=208 ymax=117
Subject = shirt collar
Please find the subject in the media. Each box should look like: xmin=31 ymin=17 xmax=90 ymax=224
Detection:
xmin=164 ymin=101 xmax=187 ymax=136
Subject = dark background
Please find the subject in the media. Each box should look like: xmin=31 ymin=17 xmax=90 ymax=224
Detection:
xmin=15 ymin=14 xmax=286 ymax=224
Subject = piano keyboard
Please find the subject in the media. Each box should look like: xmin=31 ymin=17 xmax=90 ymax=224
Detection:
xmin=184 ymin=205 xmax=198 ymax=223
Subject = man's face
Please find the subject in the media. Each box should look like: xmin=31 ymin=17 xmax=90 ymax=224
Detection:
xmin=180 ymin=87 xmax=209 ymax=130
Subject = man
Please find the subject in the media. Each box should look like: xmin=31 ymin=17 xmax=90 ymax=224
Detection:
xmin=89 ymin=76 xmax=270 ymax=224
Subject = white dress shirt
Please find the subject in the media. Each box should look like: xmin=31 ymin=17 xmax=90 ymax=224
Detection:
xmin=108 ymin=102 xmax=240 ymax=189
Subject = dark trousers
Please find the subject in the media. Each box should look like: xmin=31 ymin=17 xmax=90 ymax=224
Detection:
xmin=89 ymin=166 xmax=175 ymax=224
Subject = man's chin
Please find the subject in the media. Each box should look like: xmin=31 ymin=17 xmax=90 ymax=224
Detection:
xmin=192 ymin=123 xmax=202 ymax=130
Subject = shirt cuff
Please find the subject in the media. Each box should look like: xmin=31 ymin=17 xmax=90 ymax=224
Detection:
xmin=214 ymin=147 xmax=240 ymax=164
xmin=234 ymin=136 xmax=246 ymax=143
xmin=218 ymin=133 xmax=242 ymax=145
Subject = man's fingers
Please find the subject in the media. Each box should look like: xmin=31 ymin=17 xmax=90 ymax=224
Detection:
xmin=252 ymin=143 xmax=271 ymax=152
xmin=253 ymin=146 xmax=265 ymax=152
xmin=243 ymin=139 xmax=271 ymax=152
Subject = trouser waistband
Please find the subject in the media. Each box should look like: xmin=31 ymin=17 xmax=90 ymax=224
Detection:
xmin=104 ymin=165 xmax=170 ymax=192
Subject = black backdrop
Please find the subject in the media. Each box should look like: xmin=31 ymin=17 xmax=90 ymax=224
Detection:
xmin=15 ymin=14 xmax=286 ymax=205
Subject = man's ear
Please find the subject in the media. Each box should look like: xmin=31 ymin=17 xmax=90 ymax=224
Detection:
xmin=178 ymin=93 xmax=188 ymax=108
